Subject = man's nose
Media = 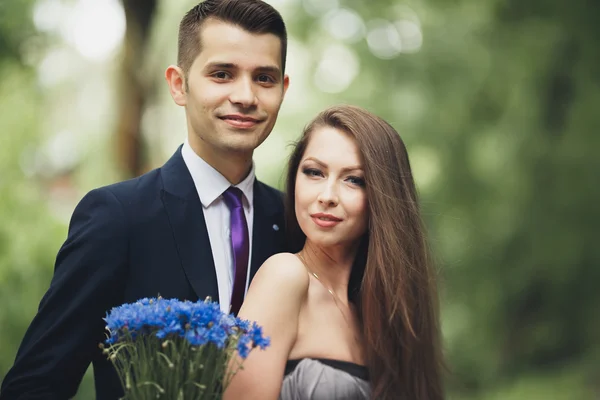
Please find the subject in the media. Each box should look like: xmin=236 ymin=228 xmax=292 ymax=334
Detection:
xmin=229 ymin=77 xmax=257 ymax=108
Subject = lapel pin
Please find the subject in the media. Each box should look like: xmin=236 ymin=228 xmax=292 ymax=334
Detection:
xmin=272 ymin=224 xmax=279 ymax=231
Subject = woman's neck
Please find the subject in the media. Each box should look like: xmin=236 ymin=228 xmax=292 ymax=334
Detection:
xmin=298 ymin=241 xmax=357 ymax=302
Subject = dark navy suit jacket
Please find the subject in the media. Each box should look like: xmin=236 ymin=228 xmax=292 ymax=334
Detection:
xmin=0 ymin=147 xmax=287 ymax=399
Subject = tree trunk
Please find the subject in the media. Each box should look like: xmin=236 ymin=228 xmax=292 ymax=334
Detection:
xmin=115 ymin=0 xmax=158 ymax=178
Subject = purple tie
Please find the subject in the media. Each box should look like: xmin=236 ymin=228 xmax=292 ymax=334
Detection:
xmin=222 ymin=186 xmax=249 ymax=316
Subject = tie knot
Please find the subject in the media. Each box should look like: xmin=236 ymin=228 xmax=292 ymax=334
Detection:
xmin=222 ymin=186 xmax=244 ymax=210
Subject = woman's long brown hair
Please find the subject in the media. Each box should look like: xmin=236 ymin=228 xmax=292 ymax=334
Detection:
xmin=284 ymin=105 xmax=445 ymax=399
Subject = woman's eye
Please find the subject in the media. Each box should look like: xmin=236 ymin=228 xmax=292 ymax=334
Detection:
xmin=347 ymin=176 xmax=365 ymax=187
xmin=301 ymin=168 xmax=322 ymax=177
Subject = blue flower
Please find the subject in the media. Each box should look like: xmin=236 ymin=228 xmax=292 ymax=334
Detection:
xmin=249 ymin=323 xmax=270 ymax=350
xmin=236 ymin=319 xmax=251 ymax=332
xmin=104 ymin=297 xmax=270 ymax=359
xmin=156 ymin=319 xmax=183 ymax=339
xmin=207 ymin=325 xmax=228 ymax=348
xmin=236 ymin=335 xmax=252 ymax=359
xmin=185 ymin=327 xmax=209 ymax=346
xmin=219 ymin=314 xmax=237 ymax=333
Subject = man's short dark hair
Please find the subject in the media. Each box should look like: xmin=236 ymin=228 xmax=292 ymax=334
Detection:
xmin=178 ymin=0 xmax=288 ymax=76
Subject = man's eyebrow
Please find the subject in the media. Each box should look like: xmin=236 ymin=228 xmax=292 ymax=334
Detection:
xmin=203 ymin=62 xmax=281 ymax=76
xmin=255 ymin=65 xmax=282 ymax=75
xmin=204 ymin=62 xmax=236 ymax=70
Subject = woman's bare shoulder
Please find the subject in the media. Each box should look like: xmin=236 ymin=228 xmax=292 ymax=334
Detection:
xmin=250 ymin=253 xmax=310 ymax=297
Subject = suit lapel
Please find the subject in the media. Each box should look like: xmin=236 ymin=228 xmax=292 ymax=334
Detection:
xmin=159 ymin=147 xmax=219 ymax=302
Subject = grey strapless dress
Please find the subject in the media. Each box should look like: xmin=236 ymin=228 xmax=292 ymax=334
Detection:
xmin=279 ymin=358 xmax=371 ymax=400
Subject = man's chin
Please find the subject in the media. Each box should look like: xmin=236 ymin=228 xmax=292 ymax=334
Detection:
xmin=224 ymin=134 xmax=269 ymax=151
xmin=220 ymin=140 xmax=262 ymax=155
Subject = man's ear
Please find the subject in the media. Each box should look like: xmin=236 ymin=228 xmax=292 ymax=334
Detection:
xmin=165 ymin=65 xmax=187 ymax=106
xmin=282 ymin=74 xmax=290 ymax=98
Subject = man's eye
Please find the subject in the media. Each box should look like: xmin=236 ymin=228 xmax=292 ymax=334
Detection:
xmin=257 ymin=74 xmax=275 ymax=84
xmin=212 ymin=71 xmax=230 ymax=80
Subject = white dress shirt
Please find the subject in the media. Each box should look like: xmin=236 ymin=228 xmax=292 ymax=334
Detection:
xmin=181 ymin=140 xmax=254 ymax=313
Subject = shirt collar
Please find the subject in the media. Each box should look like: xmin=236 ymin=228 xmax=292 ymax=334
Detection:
xmin=181 ymin=139 xmax=255 ymax=208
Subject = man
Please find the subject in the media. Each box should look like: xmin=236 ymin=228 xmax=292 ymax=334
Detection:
xmin=0 ymin=0 xmax=290 ymax=398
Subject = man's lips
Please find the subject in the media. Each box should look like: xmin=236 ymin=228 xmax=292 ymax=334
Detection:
xmin=218 ymin=114 xmax=263 ymax=129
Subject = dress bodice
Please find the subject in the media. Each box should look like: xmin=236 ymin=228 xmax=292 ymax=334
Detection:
xmin=279 ymin=358 xmax=370 ymax=400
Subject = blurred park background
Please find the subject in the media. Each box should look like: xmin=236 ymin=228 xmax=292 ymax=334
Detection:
xmin=0 ymin=0 xmax=598 ymax=398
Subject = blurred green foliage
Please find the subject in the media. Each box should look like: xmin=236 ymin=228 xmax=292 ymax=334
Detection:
xmin=0 ymin=0 xmax=598 ymax=399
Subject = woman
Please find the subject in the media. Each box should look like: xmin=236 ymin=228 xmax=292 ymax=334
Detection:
xmin=224 ymin=105 xmax=445 ymax=400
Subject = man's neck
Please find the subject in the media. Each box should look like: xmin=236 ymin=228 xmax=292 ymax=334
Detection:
xmin=188 ymin=141 xmax=253 ymax=184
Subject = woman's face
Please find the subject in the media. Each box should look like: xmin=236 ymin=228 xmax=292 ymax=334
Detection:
xmin=295 ymin=126 xmax=368 ymax=248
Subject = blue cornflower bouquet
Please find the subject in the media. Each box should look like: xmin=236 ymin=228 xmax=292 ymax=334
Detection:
xmin=101 ymin=297 xmax=269 ymax=399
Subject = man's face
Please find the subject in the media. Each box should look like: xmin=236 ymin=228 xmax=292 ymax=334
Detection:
xmin=179 ymin=19 xmax=289 ymax=163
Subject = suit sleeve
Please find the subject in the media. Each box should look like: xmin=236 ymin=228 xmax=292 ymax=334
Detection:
xmin=0 ymin=187 xmax=129 ymax=399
